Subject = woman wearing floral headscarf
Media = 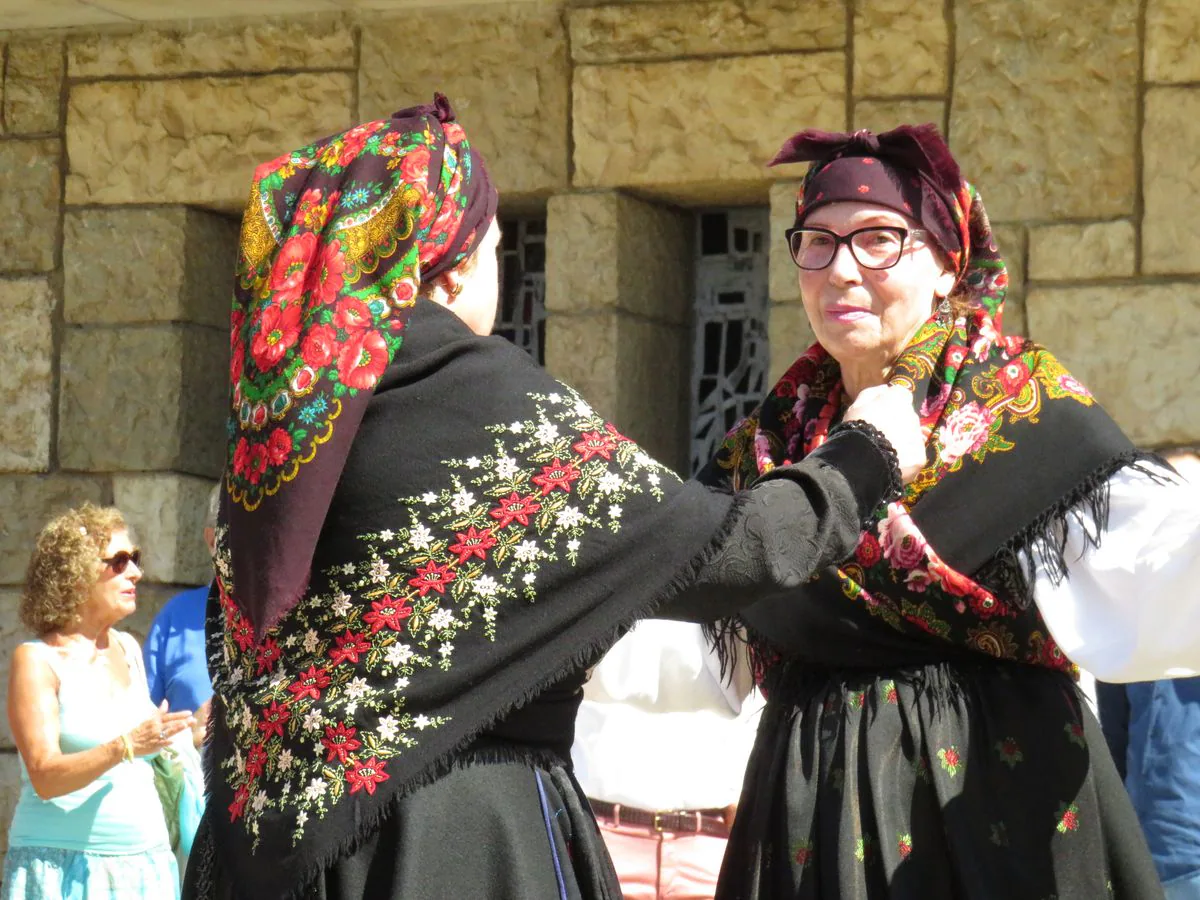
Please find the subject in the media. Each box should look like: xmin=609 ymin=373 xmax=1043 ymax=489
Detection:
xmin=704 ymin=125 xmax=1200 ymax=899
xmin=182 ymin=98 xmax=928 ymax=900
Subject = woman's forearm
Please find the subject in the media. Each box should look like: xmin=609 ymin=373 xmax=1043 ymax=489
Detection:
xmin=26 ymin=737 xmax=127 ymax=800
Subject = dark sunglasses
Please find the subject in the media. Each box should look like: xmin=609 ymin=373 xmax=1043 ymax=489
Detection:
xmin=100 ymin=549 xmax=142 ymax=574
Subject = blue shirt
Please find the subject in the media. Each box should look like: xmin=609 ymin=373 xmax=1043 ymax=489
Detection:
xmin=143 ymin=584 xmax=213 ymax=713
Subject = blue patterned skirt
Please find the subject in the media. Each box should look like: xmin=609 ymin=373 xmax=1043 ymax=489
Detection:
xmin=2 ymin=845 xmax=179 ymax=900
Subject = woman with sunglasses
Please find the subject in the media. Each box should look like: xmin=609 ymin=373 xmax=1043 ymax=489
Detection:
xmin=703 ymin=124 xmax=1200 ymax=899
xmin=3 ymin=504 xmax=196 ymax=899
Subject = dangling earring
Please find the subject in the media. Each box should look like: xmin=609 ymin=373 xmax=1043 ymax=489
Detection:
xmin=935 ymin=297 xmax=951 ymax=322
xmin=447 ymin=281 xmax=464 ymax=304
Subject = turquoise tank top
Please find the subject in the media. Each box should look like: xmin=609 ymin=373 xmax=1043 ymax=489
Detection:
xmin=7 ymin=631 xmax=171 ymax=854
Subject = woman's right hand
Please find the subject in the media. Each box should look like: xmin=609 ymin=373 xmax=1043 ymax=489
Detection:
xmin=128 ymin=700 xmax=194 ymax=757
xmin=844 ymin=384 xmax=927 ymax=483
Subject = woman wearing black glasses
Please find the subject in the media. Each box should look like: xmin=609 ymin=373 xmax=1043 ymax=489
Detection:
xmin=3 ymin=504 xmax=196 ymax=899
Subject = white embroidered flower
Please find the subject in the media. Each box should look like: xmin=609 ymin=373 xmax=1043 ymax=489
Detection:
xmin=466 ymin=456 xmax=482 ymax=469
xmin=278 ymin=749 xmax=294 ymax=771
xmin=378 ymin=715 xmax=400 ymax=742
xmin=556 ymin=506 xmax=584 ymax=528
xmin=369 ymin=558 xmax=390 ymax=584
xmin=573 ymin=399 xmax=592 ymax=418
xmin=567 ymin=539 xmax=580 ymax=553
xmin=474 ymin=575 xmax=499 ymax=598
xmin=438 ymin=642 xmax=454 ymax=659
xmin=344 ymin=701 xmax=359 ymax=717
xmin=509 ymin=422 xmax=524 ymax=434
xmin=304 ymin=778 xmax=327 ymax=801
xmin=377 ymin=530 xmax=394 ymax=542
xmin=312 ymin=740 xmax=325 ymax=757
xmin=303 ymin=630 xmax=320 ymax=654
xmin=284 ymin=634 xmax=299 ymax=648
xmin=422 ymin=492 xmax=439 ymax=505
xmin=252 ymin=791 xmax=269 ymax=813
xmin=598 ymin=472 xmax=624 ymax=494
xmin=648 ymin=473 xmax=660 ymax=486
xmin=240 ymin=705 xmax=254 ymax=731
xmin=523 ymin=573 xmax=536 ymax=585
xmin=609 ymin=505 xmax=623 ymax=519
xmin=496 ymin=456 xmax=519 ymax=479
xmin=548 ymin=393 xmax=562 ymax=404
xmin=303 ymin=710 xmax=323 ymax=732
xmin=394 ymin=676 xmax=410 ymax=690
xmin=296 ymin=810 xmax=308 ymax=828
xmin=514 ymin=540 xmax=540 ymax=562
xmin=451 ymin=489 xmax=475 ymax=514
xmin=635 ymin=452 xmax=654 ymax=467
xmin=429 ymin=608 xmax=455 ymax=630
xmin=413 ymin=714 xmax=432 ymax=730
xmin=344 ymin=677 xmax=370 ymax=700
xmin=408 ymin=523 xmax=433 ymax=551
xmin=233 ymin=749 xmax=245 ymax=774
xmin=482 ymin=607 xmax=497 ymax=623
xmin=230 ymin=666 xmax=245 ymax=685
xmin=535 ymin=421 xmax=560 ymax=444
xmin=331 ymin=592 xmax=352 ymax=617
xmin=341 ymin=563 xmax=356 ymax=575
xmin=386 ymin=643 xmax=414 ymax=666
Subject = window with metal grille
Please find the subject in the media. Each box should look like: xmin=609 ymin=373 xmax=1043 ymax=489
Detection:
xmin=495 ymin=218 xmax=547 ymax=364
xmin=689 ymin=209 xmax=771 ymax=475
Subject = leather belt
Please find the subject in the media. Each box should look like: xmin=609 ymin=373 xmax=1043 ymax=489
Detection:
xmin=589 ymin=799 xmax=730 ymax=838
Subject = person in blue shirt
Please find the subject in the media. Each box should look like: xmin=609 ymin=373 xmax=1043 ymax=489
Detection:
xmin=1097 ymin=450 xmax=1200 ymax=900
xmin=143 ymin=486 xmax=217 ymax=729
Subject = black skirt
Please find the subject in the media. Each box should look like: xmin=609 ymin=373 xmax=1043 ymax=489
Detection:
xmin=716 ymin=660 xmax=1164 ymax=900
xmin=183 ymin=756 xmax=621 ymax=900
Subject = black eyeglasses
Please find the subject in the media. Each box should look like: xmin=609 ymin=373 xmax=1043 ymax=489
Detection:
xmin=785 ymin=226 xmax=929 ymax=270
xmin=100 ymin=549 xmax=142 ymax=574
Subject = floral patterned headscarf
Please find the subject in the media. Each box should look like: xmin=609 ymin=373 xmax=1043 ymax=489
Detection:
xmin=224 ymin=95 xmax=498 ymax=635
xmin=707 ymin=129 xmax=1138 ymax=677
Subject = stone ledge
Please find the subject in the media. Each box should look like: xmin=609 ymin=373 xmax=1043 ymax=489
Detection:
xmin=1143 ymin=87 xmax=1200 ymax=275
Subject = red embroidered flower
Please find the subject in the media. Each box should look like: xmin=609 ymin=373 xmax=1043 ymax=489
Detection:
xmin=251 ymin=303 xmax=303 ymax=371
xmin=857 ymin=185 xmax=871 ymax=193
xmin=228 ymin=784 xmax=250 ymax=822
xmin=996 ymin=737 xmax=1023 ymax=768
xmin=269 ymin=232 xmax=318 ymax=304
xmin=332 ymin=298 xmax=373 ymax=332
xmin=265 ymin=428 xmax=293 ymax=467
xmin=230 ymin=342 xmax=245 ymax=384
xmin=489 ymin=493 xmax=543 ymax=529
xmin=854 ymin=532 xmax=882 ymax=567
xmin=337 ymin=329 xmax=388 ymax=391
xmin=995 ymin=359 xmax=1032 ymax=393
xmin=945 ymin=345 xmax=967 ymax=369
xmin=255 ymin=637 xmax=281 ymax=675
xmin=531 ymin=458 xmax=581 ymax=495
xmin=329 ymin=630 xmax=371 ymax=666
xmin=408 ymin=560 xmax=457 ymax=597
xmin=937 ymin=745 xmax=962 ymax=778
xmin=308 ymin=238 xmax=347 ymax=306
xmin=1056 ymin=802 xmax=1080 ymax=834
xmin=390 ymin=278 xmax=418 ymax=306
xmin=229 ymin=611 xmax=255 ymax=652
xmin=335 ymin=127 xmax=372 ymax=167
xmin=257 ymin=701 xmax=291 ymax=740
xmin=604 ymin=423 xmax=629 ymax=443
xmin=399 ymin=146 xmax=431 ymax=187
xmin=572 ymin=431 xmax=617 ymax=462
xmin=793 ymin=841 xmax=813 ymax=866
xmin=247 ymin=444 xmax=269 ymax=485
xmin=301 ymin=323 xmax=338 ymax=368
xmin=322 ymin=722 xmax=362 ymax=764
xmin=447 ymin=526 xmax=497 ymax=564
xmin=287 ymin=665 xmax=332 ymax=701
xmin=245 ymin=742 xmax=268 ymax=778
xmin=345 ymin=756 xmax=389 ymax=796
xmin=897 ymin=834 xmax=912 ymax=859
xmin=362 ymin=596 xmax=413 ymax=633
xmin=232 ymin=437 xmax=251 ymax=478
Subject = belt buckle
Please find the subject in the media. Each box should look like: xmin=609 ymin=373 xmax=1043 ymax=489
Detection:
xmin=653 ymin=812 xmax=665 ymax=832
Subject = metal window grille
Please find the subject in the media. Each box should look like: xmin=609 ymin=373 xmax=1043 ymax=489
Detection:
xmin=495 ymin=218 xmax=547 ymax=364
xmin=689 ymin=209 xmax=771 ymax=475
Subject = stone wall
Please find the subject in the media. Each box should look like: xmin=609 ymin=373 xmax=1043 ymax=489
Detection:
xmin=0 ymin=0 xmax=1198 ymax=866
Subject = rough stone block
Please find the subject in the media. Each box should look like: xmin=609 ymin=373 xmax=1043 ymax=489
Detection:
xmin=65 ymin=74 xmax=353 ymax=209
xmin=0 ymin=139 xmax=61 ymax=272
xmin=113 ymin=474 xmax=216 ymax=585
xmin=568 ymin=0 xmax=844 ymax=64
xmin=359 ymin=6 xmax=569 ymax=199
xmin=768 ymin=180 xmax=803 ymax=306
xmin=1143 ymin=87 xmax=1200 ymax=275
xmin=950 ymin=0 xmax=1139 ymax=221
xmin=767 ymin=303 xmax=817 ymax=384
xmin=1028 ymin=221 xmax=1136 ymax=281
xmin=0 ymin=475 xmax=108 ymax=585
xmin=64 ymin=207 xmax=239 ymax=327
xmin=573 ymin=53 xmax=845 ymax=200
xmin=0 ymin=279 xmax=55 ymax=473
xmin=4 ymin=37 xmax=64 ymax=135
xmin=1146 ymin=0 xmax=1200 ymax=83
xmin=0 ymin=749 xmax=20 ymax=867
xmin=1026 ymin=284 xmax=1200 ymax=446
xmin=68 ymin=18 xmax=354 ymax=77
xmin=852 ymin=99 xmax=946 ymax=135
xmin=545 ymin=313 xmax=689 ymax=472
xmin=854 ymin=0 xmax=948 ymax=95
xmin=546 ymin=192 xmax=692 ymax=324
xmin=991 ymin=224 xmax=1027 ymax=335
xmin=59 ymin=326 xmax=227 ymax=477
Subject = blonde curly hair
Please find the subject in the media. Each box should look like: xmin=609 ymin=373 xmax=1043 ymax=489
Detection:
xmin=21 ymin=504 xmax=128 ymax=635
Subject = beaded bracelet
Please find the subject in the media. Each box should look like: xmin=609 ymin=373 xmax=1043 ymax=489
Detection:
xmin=828 ymin=419 xmax=904 ymax=504
xmin=119 ymin=733 xmax=134 ymax=763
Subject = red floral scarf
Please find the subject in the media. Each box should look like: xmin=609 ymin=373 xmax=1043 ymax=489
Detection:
xmin=224 ymin=95 xmax=497 ymax=635
xmin=707 ymin=185 xmax=1138 ymax=676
